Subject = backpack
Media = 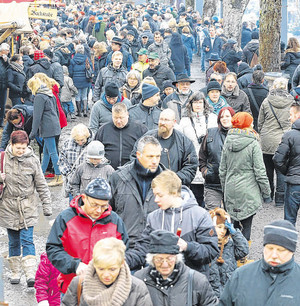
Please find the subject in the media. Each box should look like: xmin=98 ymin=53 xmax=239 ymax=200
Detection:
xmin=250 ymin=51 xmax=259 ymax=68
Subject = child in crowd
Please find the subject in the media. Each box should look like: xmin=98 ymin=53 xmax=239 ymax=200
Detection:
xmin=60 ymin=66 xmax=78 ymax=120
xmin=35 ymin=252 xmax=60 ymax=306
xmin=208 ymin=208 xmax=249 ymax=297
xmin=69 ymin=140 xmax=114 ymax=197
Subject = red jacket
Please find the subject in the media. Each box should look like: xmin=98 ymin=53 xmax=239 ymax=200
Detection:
xmin=35 ymin=252 xmax=60 ymax=306
xmin=46 ymin=195 xmax=129 ymax=293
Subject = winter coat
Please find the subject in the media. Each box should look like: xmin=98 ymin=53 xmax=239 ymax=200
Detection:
xmin=131 ymin=129 xmax=198 ymax=186
xmin=7 ymin=65 xmax=26 ymax=98
xmin=129 ymin=39 xmax=142 ymax=62
xmin=219 ymin=128 xmax=271 ymax=221
xmin=199 ymin=127 xmax=229 ymax=191
xmin=54 ymin=46 xmax=71 ymax=67
xmin=241 ymin=27 xmax=252 ymax=49
xmin=237 ymin=64 xmax=253 ymax=90
xmin=132 ymin=61 xmax=149 ymax=78
xmin=209 ymin=230 xmax=248 ymax=298
xmin=93 ymin=63 xmax=127 ymax=101
xmin=92 ymin=21 xmax=106 ymax=42
xmin=49 ymin=58 xmax=64 ymax=88
xmin=95 ymin=120 xmax=148 ymax=170
xmin=221 ymin=84 xmax=252 ymax=115
xmin=292 ymin=64 xmax=300 ymax=88
xmin=30 ymin=87 xmax=61 ymax=139
xmin=106 ymin=47 xmax=133 ymax=72
xmin=22 ymin=54 xmax=34 ymax=76
xmin=127 ymin=187 xmax=219 ymax=275
xmin=243 ymin=83 xmax=269 ymax=131
xmin=242 ymin=40 xmax=259 ymax=66
xmin=69 ymin=53 xmax=92 ymax=89
xmin=46 ymin=195 xmax=129 ymax=293
xmin=69 ymin=159 xmax=114 ymax=196
xmin=0 ymin=145 xmax=51 ymax=230
xmin=169 ymin=33 xmax=190 ymax=74
xmin=61 ymin=75 xmax=78 ymax=103
xmin=89 ymin=93 xmax=131 ymax=135
xmin=220 ymin=46 xmax=242 ymax=73
xmin=180 ymin=112 xmax=218 ymax=184
xmin=273 ymin=118 xmax=300 ymax=185
xmin=202 ymin=36 xmax=224 ymax=60
xmin=219 ymin=257 xmax=300 ymax=306
xmin=128 ymin=102 xmax=161 ymax=131
xmin=109 ymin=160 xmax=165 ymax=248
xmin=0 ymin=56 xmax=9 ymax=88
xmin=62 ymin=269 xmax=153 ymax=306
xmin=35 ymin=252 xmax=60 ymax=306
xmin=142 ymin=63 xmax=176 ymax=92
xmin=258 ymin=89 xmax=294 ymax=154
xmin=1 ymin=104 xmax=33 ymax=149
xmin=182 ymin=34 xmax=196 ymax=62
xmin=148 ymin=41 xmax=172 ymax=67
xmin=281 ymin=51 xmax=300 ymax=79
xmin=135 ymin=261 xmax=218 ymax=306
xmin=93 ymin=52 xmax=108 ymax=83
xmin=120 ymin=83 xmax=141 ymax=105
xmin=162 ymin=90 xmax=194 ymax=122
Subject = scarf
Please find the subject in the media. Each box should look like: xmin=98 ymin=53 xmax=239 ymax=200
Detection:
xmin=149 ymin=264 xmax=180 ymax=288
xmin=206 ymin=96 xmax=228 ymax=115
xmin=82 ymin=261 xmax=132 ymax=306
xmin=10 ymin=62 xmax=25 ymax=75
xmin=37 ymin=84 xmax=54 ymax=97
xmin=14 ymin=113 xmax=25 ymax=128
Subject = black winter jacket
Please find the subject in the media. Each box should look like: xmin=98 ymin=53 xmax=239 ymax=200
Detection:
xmin=237 ymin=65 xmax=253 ymax=90
xmin=169 ymin=33 xmax=190 ymax=74
xmin=7 ymin=66 xmax=26 ymax=98
xmin=22 ymin=55 xmax=34 ymax=76
xmin=273 ymin=119 xmax=300 ymax=184
xmin=135 ymin=262 xmax=218 ymax=306
xmin=281 ymin=51 xmax=300 ymax=79
xmin=242 ymin=39 xmax=259 ymax=65
xmin=93 ymin=52 xmax=108 ymax=83
xmin=95 ymin=120 xmax=148 ymax=169
xmin=292 ymin=64 xmax=300 ymax=88
xmin=0 ymin=57 xmax=8 ymax=88
xmin=220 ymin=46 xmax=242 ymax=73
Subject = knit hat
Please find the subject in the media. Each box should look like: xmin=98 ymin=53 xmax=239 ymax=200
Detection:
xmin=34 ymin=50 xmax=44 ymax=61
xmin=127 ymin=30 xmax=135 ymax=37
xmin=109 ymin=16 xmax=116 ymax=22
xmin=105 ymin=82 xmax=119 ymax=97
xmin=142 ymin=83 xmax=160 ymax=100
xmin=231 ymin=112 xmax=253 ymax=129
xmin=86 ymin=141 xmax=105 ymax=159
xmin=43 ymin=48 xmax=53 ymax=59
xmin=251 ymin=31 xmax=259 ymax=39
xmin=162 ymin=80 xmax=175 ymax=90
xmin=263 ymin=220 xmax=298 ymax=252
xmin=148 ymin=230 xmax=180 ymax=254
xmin=85 ymin=178 xmax=112 ymax=200
xmin=209 ymin=208 xmax=231 ymax=264
xmin=207 ymin=80 xmax=221 ymax=93
xmin=237 ymin=62 xmax=250 ymax=74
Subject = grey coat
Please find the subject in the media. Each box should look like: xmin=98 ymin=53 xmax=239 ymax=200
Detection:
xmin=135 ymin=262 xmax=218 ymax=306
xmin=0 ymin=145 xmax=51 ymax=230
xmin=258 ymin=89 xmax=294 ymax=154
xmin=148 ymin=41 xmax=173 ymax=67
xmin=69 ymin=160 xmax=114 ymax=196
xmin=61 ymin=75 xmax=78 ymax=103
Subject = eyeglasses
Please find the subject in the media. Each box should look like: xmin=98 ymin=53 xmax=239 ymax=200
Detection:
xmin=159 ymin=118 xmax=174 ymax=123
xmin=86 ymin=197 xmax=108 ymax=210
xmin=192 ymin=101 xmax=204 ymax=104
xmin=153 ymin=256 xmax=176 ymax=265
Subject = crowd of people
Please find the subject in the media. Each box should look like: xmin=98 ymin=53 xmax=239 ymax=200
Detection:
xmin=0 ymin=0 xmax=300 ymax=305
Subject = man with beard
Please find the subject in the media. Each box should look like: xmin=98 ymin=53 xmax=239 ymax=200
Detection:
xmin=131 ymin=109 xmax=198 ymax=186
xmin=162 ymin=73 xmax=195 ymax=122
xmin=109 ymin=135 xmax=164 ymax=249
xmin=142 ymin=52 xmax=175 ymax=91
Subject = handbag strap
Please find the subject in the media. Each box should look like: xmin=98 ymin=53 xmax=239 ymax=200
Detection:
xmin=268 ymin=101 xmax=284 ymax=131
xmin=248 ymin=88 xmax=260 ymax=113
xmin=187 ymin=269 xmax=194 ymax=306
xmin=189 ymin=115 xmax=208 ymax=139
xmin=77 ymin=275 xmax=84 ymax=304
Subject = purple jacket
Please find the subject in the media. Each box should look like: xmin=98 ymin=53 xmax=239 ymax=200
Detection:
xmin=35 ymin=252 xmax=60 ymax=305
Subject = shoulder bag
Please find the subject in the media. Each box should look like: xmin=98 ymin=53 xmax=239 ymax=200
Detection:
xmin=85 ymin=58 xmax=94 ymax=82
xmin=268 ymin=101 xmax=284 ymax=131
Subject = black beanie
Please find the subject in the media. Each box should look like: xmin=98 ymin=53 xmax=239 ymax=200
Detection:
xmin=207 ymin=80 xmax=221 ymax=93
xmin=148 ymin=229 xmax=180 ymax=254
xmin=251 ymin=31 xmax=259 ymax=39
xmin=263 ymin=220 xmax=298 ymax=252
xmin=105 ymin=82 xmax=119 ymax=97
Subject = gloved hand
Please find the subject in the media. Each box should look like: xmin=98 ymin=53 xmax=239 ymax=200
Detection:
xmin=263 ymin=197 xmax=272 ymax=204
xmin=43 ymin=205 xmax=52 ymax=217
xmin=29 ymin=132 xmax=35 ymax=141
xmin=38 ymin=300 xmax=49 ymax=306
xmin=225 ymin=220 xmax=236 ymax=235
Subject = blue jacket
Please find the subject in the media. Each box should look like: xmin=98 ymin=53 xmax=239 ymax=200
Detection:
xmin=69 ymin=53 xmax=92 ymax=89
xmin=202 ymin=36 xmax=224 ymax=60
xmin=169 ymin=33 xmax=190 ymax=74
xmin=241 ymin=27 xmax=252 ymax=49
xmin=182 ymin=34 xmax=196 ymax=62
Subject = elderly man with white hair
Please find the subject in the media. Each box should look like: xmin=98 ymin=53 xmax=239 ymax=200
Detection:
xmin=0 ymin=43 xmax=10 ymax=127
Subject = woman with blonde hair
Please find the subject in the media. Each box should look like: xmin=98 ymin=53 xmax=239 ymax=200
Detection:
xmin=93 ymin=42 xmax=108 ymax=83
xmin=281 ymin=37 xmax=300 ymax=90
xmin=258 ymin=77 xmax=294 ymax=206
xmin=27 ymin=76 xmax=62 ymax=186
xmin=62 ymin=237 xmax=153 ymax=305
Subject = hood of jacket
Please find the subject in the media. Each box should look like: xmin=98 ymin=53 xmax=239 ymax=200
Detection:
xmin=237 ymin=63 xmax=253 ymax=76
xmin=35 ymin=58 xmax=51 ymax=70
xmin=267 ymin=89 xmax=294 ymax=109
xmin=6 ymin=144 xmax=34 ymax=161
xmin=225 ymin=128 xmax=257 ymax=152
xmin=292 ymin=118 xmax=300 ymax=131
xmin=170 ymin=32 xmax=183 ymax=46
xmin=37 ymin=84 xmax=53 ymax=97
xmin=246 ymin=40 xmax=259 ymax=52
xmin=73 ymin=53 xmax=87 ymax=65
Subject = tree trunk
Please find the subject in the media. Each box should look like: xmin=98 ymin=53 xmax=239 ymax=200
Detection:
xmin=202 ymin=0 xmax=218 ymax=18
xmin=222 ymin=0 xmax=251 ymax=46
xmin=259 ymin=0 xmax=282 ymax=71
xmin=185 ymin=0 xmax=195 ymax=9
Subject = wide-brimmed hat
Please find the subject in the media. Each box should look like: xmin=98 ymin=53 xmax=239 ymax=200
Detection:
xmin=172 ymin=73 xmax=195 ymax=85
xmin=111 ymin=36 xmax=123 ymax=45
xmin=208 ymin=52 xmax=221 ymax=61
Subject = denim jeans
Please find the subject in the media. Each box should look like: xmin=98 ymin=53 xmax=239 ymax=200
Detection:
xmin=200 ymin=48 xmax=206 ymax=71
xmin=41 ymin=137 xmax=61 ymax=175
xmin=7 ymin=226 xmax=35 ymax=257
xmin=75 ymin=87 xmax=88 ymax=102
xmin=62 ymin=101 xmax=75 ymax=114
xmin=284 ymin=183 xmax=300 ymax=226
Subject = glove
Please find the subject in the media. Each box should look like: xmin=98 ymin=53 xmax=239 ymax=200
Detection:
xmin=225 ymin=220 xmax=236 ymax=235
xmin=38 ymin=301 xmax=49 ymax=306
xmin=263 ymin=197 xmax=272 ymax=204
xmin=43 ymin=205 xmax=52 ymax=217
xmin=29 ymin=132 xmax=35 ymax=141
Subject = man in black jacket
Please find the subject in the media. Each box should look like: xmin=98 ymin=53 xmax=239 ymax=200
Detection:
xmin=95 ymin=103 xmax=148 ymax=169
xmin=0 ymin=43 xmax=10 ymax=127
xmin=273 ymin=102 xmax=300 ymax=225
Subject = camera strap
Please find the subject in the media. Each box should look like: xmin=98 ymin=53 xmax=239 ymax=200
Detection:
xmin=189 ymin=115 xmax=208 ymax=141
